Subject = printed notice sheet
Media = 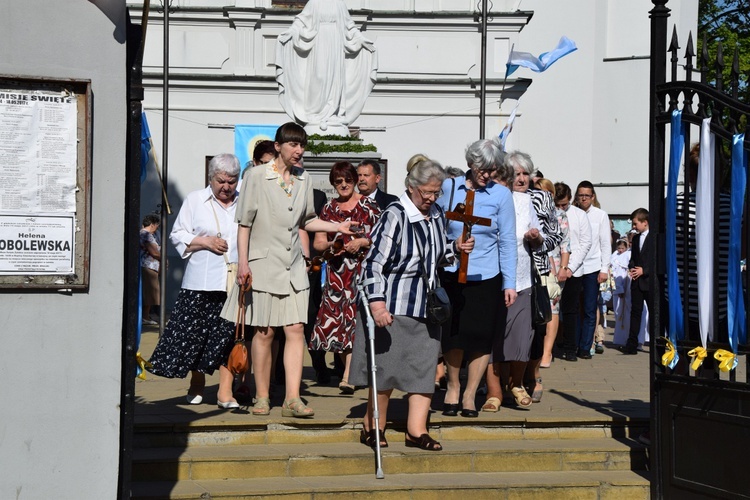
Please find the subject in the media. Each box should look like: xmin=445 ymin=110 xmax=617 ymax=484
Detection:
xmin=0 ymin=89 xmax=78 ymax=213
xmin=0 ymin=214 xmax=75 ymax=274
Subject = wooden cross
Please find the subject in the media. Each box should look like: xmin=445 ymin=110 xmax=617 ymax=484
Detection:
xmin=445 ymin=189 xmax=491 ymax=283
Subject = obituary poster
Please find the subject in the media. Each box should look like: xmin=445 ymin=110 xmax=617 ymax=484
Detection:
xmin=0 ymin=214 xmax=75 ymax=275
xmin=0 ymin=88 xmax=78 ymax=213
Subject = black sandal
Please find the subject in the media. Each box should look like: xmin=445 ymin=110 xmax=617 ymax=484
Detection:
xmin=360 ymin=428 xmax=388 ymax=448
xmin=405 ymin=431 xmax=442 ymax=451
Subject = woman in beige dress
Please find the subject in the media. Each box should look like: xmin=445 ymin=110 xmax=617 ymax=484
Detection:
xmin=232 ymin=122 xmax=356 ymax=418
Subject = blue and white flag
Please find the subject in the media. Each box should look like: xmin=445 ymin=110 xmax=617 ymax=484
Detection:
xmin=498 ymin=104 xmax=518 ymax=151
xmin=696 ymin=118 xmax=715 ymax=346
xmin=506 ymin=36 xmax=578 ymax=76
xmin=141 ymin=112 xmax=152 ymax=184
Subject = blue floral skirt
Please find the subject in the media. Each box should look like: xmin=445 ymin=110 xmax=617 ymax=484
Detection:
xmin=147 ymin=289 xmax=234 ymax=378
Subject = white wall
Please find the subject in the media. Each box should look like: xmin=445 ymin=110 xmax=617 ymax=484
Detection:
xmin=0 ymin=1 xmax=126 ymax=498
xmin=510 ymin=0 xmax=698 ymax=216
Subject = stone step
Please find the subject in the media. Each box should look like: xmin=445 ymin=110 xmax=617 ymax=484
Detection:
xmin=134 ymin=418 xmax=648 ymax=449
xmin=130 ymin=469 xmax=650 ymax=499
xmin=132 ymin=438 xmax=647 ymax=482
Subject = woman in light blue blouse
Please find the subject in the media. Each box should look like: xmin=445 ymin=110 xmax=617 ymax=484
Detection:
xmin=436 ymin=138 xmax=518 ymax=416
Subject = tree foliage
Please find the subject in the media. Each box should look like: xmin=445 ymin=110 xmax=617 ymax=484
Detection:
xmin=698 ymin=0 xmax=750 ymax=97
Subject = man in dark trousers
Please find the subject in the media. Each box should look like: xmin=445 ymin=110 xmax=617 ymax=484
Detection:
xmin=357 ymin=159 xmax=398 ymax=210
xmin=622 ymin=208 xmax=651 ymax=354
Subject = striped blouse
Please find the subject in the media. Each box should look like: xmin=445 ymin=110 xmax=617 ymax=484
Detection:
xmin=362 ymin=192 xmax=456 ymax=318
xmin=530 ymin=188 xmax=562 ymax=275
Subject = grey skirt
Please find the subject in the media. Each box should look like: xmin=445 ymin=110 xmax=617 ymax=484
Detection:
xmin=492 ymin=287 xmax=534 ymax=362
xmin=349 ymin=308 xmax=440 ymax=394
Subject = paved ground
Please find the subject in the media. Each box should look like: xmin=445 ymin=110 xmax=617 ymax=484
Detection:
xmin=135 ymin=316 xmax=655 ymax=428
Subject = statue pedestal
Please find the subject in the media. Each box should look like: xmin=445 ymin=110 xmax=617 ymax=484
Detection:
xmin=304 ymin=124 xmax=351 ymax=137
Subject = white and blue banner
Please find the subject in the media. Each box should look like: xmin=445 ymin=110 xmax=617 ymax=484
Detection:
xmin=506 ymin=36 xmax=578 ymax=76
xmin=696 ymin=118 xmax=715 ymax=346
xmin=234 ymin=125 xmax=278 ymax=174
xmin=727 ymin=132 xmax=747 ymax=361
xmin=665 ymin=110 xmax=685 ymax=368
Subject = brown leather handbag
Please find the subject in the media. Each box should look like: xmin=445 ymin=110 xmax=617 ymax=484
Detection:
xmin=227 ymin=279 xmax=252 ymax=375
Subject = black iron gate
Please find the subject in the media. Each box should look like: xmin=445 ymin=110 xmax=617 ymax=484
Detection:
xmin=649 ymin=1 xmax=750 ymax=498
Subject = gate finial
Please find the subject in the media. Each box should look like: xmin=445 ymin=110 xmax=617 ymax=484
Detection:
xmin=685 ymin=32 xmax=694 ymax=82
xmin=669 ymin=26 xmax=679 ymax=82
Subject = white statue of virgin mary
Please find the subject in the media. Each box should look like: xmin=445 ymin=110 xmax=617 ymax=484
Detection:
xmin=275 ymin=0 xmax=378 ymax=136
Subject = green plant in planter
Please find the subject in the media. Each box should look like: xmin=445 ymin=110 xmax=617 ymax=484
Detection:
xmin=306 ymin=135 xmax=378 ymax=155
xmin=308 ymin=134 xmax=363 ymax=142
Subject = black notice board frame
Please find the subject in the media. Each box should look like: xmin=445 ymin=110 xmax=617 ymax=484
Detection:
xmin=0 ymin=75 xmax=92 ymax=291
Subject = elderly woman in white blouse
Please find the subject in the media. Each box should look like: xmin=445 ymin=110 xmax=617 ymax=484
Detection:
xmin=486 ymin=152 xmax=545 ymax=409
xmin=148 ymin=153 xmax=241 ymax=409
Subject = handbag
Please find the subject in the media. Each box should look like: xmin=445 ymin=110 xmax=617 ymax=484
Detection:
xmin=426 ymin=286 xmax=452 ymax=325
xmin=415 ymin=228 xmax=451 ymax=325
xmin=227 ymin=280 xmax=251 ymax=375
xmin=542 ymin=273 xmax=561 ymax=301
xmin=210 ymin=198 xmax=237 ymax=295
xmin=532 ymin=263 xmax=552 ymax=326
xmin=225 ymin=261 xmax=238 ymax=295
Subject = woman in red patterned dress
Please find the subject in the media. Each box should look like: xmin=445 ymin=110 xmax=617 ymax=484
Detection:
xmin=309 ymin=161 xmax=381 ymax=393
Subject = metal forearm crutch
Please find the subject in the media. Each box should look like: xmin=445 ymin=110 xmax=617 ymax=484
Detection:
xmin=357 ymin=276 xmax=385 ymax=479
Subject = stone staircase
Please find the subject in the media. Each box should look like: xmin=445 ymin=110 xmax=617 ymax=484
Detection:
xmin=130 ymin=417 xmax=650 ymax=499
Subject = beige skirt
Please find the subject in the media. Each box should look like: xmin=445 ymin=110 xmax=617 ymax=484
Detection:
xmin=221 ymin=282 xmax=309 ymax=328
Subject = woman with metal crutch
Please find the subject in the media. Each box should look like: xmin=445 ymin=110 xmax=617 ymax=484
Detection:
xmin=349 ymin=158 xmax=474 ymax=453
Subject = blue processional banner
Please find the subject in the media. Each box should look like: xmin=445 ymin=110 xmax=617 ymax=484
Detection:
xmin=234 ymin=125 xmax=279 ymax=175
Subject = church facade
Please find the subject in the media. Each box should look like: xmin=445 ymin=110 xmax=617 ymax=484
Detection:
xmin=132 ymin=0 xmax=697 ymax=225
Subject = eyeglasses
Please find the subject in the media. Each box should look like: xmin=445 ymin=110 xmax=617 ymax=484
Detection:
xmin=333 ymin=178 xmax=354 ymax=186
xmin=576 ymin=193 xmax=593 ymax=199
xmin=473 ymin=168 xmax=494 ymax=177
xmin=417 ymin=187 xmax=442 ymax=200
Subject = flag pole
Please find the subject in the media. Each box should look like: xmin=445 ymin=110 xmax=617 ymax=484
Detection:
xmin=498 ymin=43 xmax=513 ymax=111
xmin=479 ymin=0 xmax=488 ymax=139
xmin=148 ymin=136 xmax=172 ymax=215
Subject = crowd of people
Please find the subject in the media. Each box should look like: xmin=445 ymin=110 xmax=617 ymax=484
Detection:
xmin=142 ymin=122 xmax=652 ymax=451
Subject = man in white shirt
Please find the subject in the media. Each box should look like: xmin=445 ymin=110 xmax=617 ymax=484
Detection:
xmin=555 ymin=182 xmax=593 ymax=361
xmin=573 ymin=181 xmax=611 ymax=359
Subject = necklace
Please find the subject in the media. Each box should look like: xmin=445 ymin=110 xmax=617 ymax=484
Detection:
xmin=273 ymin=162 xmax=294 ymax=197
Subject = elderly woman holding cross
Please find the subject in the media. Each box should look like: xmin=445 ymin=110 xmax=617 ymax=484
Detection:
xmin=435 ymin=138 xmax=517 ymax=418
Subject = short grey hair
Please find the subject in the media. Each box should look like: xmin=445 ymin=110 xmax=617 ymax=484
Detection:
xmin=405 ymin=158 xmax=446 ymax=189
xmin=493 ymin=163 xmax=515 ymax=187
xmin=465 ymin=138 xmax=505 ymax=171
xmin=208 ymin=153 xmax=240 ymax=180
xmin=504 ymin=150 xmax=536 ymax=176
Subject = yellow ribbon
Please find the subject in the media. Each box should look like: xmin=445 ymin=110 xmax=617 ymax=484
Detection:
xmin=687 ymin=347 xmax=708 ymax=371
xmin=713 ymin=349 xmax=737 ymax=372
xmin=136 ymin=351 xmax=153 ymax=380
xmin=661 ymin=338 xmax=677 ymax=368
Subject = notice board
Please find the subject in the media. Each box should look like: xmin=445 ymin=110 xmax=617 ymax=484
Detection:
xmin=0 ymin=76 xmax=91 ymax=290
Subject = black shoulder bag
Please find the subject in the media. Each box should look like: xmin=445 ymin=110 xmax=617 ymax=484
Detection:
xmin=415 ymin=222 xmax=451 ymax=325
